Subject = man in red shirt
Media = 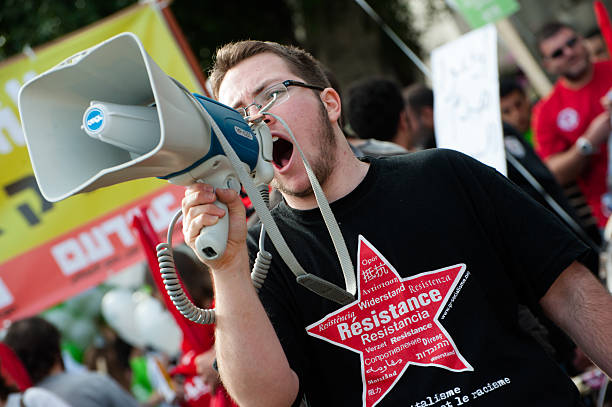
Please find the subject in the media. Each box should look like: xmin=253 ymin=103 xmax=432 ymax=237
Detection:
xmin=532 ymin=21 xmax=612 ymax=228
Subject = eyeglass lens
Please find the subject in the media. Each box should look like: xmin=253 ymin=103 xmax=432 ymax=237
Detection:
xmin=240 ymin=83 xmax=289 ymax=118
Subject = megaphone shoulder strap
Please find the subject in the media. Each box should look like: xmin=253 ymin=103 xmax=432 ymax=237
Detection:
xmin=263 ymin=113 xmax=357 ymax=297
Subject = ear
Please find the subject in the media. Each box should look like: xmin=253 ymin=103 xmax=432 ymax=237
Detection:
xmin=394 ymin=110 xmax=416 ymax=148
xmin=538 ymin=45 xmax=553 ymax=72
xmin=397 ymin=109 xmax=409 ymax=132
xmin=320 ymin=87 xmax=342 ymax=123
xmin=422 ymin=106 xmax=435 ymax=128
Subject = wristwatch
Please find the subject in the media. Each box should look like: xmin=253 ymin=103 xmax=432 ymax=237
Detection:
xmin=576 ymin=137 xmax=595 ymax=155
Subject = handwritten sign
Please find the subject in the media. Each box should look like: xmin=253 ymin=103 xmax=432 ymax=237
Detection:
xmin=431 ymin=24 xmax=506 ymax=175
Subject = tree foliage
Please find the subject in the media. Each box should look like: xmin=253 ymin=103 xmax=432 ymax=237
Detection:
xmin=0 ymin=0 xmax=137 ymax=60
xmin=1 ymin=0 xmax=426 ymax=86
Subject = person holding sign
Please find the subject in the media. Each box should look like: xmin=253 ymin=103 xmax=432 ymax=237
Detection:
xmin=181 ymin=40 xmax=612 ymax=407
xmin=532 ymin=21 xmax=612 ymax=228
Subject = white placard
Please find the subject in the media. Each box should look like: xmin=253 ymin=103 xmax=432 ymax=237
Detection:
xmin=431 ymin=24 xmax=506 ymax=175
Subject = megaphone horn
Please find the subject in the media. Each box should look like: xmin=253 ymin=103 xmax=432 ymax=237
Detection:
xmin=19 ymin=32 xmax=274 ymax=260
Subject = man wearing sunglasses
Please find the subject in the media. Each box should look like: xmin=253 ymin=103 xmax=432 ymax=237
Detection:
xmin=532 ymin=21 xmax=612 ymax=229
xmin=182 ymin=40 xmax=612 ymax=406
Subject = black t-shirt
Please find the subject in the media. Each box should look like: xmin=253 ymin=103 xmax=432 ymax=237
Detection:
xmin=247 ymin=149 xmax=593 ymax=407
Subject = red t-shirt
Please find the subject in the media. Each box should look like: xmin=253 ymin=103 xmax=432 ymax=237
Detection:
xmin=533 ymin=60 xmax=612 ymax=227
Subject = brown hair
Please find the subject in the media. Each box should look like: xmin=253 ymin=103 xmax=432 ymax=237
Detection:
xmin=208 ymin=41 xmax=330 ymax=99
xmin=535 ymin=21 xmax=576 ymax=54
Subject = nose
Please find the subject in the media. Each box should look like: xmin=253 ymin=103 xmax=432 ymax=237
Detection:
xmin=562 ymin=45 xmax=575 ymax=57
xmin=245 ymin=111 xmax=276 ymax=127
xmin=562 ymin=40 xmax=580 ymax=57
xmin=263 ymin=114 xmax=275 ymax=126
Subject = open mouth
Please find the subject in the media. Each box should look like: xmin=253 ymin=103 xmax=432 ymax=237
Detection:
xmin=272 ymin=137 xmax=294 ymax=169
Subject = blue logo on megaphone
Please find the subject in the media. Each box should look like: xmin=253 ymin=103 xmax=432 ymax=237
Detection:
xmin=85 ymin=108 xmax=104 ymax=132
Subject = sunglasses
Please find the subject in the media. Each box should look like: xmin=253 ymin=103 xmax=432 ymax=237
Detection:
xmin=547 ymin=36 xmax=578 ymax=59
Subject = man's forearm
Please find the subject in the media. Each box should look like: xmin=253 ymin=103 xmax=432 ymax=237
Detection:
xmin=544 ymin=145 xmax=588 ymax=186
xmin=540 ymin=261 xmax=612 ymax=377
xmin=212 ymin=249 xmax=299 ymax=407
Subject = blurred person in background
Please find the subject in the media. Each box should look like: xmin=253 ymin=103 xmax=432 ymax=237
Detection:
xmin=499 ymin=76 xmax=536 ymax=146
xmin=583 ymin=27 xmax=610 ymax=62
xmin=532 ymin=21 xmax=612 ymax=228
xmin=83 ymin=325 xmax=135 ymax=393
xmin=345 ymin=77 xmax=413 ymax=155
xmin=500 ymin=76 xmax=601 ymax=243
xmin=3 ymin=317 xmax=140 ymax=407
xmin=402 ymin=83 xmax=436 ymax=149
xmin=0 ymin=357 xmax=71 ymax=407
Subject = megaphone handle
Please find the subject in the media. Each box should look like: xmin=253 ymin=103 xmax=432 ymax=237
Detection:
xmin=195 ymin=201 xmax=229 ymax=261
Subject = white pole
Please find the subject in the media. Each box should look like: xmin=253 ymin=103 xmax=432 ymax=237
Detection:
xmin=495 ymin=17 xmax=552 ymax=97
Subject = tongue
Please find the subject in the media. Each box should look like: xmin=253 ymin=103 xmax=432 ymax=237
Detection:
xmin=279 ymin=156 xmax=291 ymax=167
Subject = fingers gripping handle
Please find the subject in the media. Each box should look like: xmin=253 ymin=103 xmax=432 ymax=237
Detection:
xmin=169 ymin=156 xmax=241 ymax=262
xmin=195 ymin=200 xmax=229 ymax=260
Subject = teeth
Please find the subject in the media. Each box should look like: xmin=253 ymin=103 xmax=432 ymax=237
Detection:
xmin=272 ymin=136 xmax=279 ymax=142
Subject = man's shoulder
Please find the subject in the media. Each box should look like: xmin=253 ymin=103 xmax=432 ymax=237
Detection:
xmin=371 ymin=148 xmax=485 ymax=182
xmin=374 ymin=148 xmax=470 ymax=167
xmin=354 ymin=139 xmax=408 ymax=157
xmin=39 ymin=371 xmax=138 ymax=406
xmin=40 ymin=370 xmax=117 ymax=389
xmin=594 ymin=59 xmax=612 ymax=72
xmin=592 ymin=59 xmax=612 ymax=87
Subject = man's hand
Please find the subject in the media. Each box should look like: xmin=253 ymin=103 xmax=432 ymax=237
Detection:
xmin=600 ymin=88 xmax=612 ymax=112
xmin=545 ymin=109 xmax=611 ymax=185
xmin=195 ymin=349 xmax=220 ymax=393
xmin=181 ymin=183 xmax=247 ymax=270
xmin=583 ymin=110 xmax=611 ymax=148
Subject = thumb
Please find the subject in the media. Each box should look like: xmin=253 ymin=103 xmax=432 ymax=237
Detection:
xmin=215 ymin=188 xmax=245 ymax=215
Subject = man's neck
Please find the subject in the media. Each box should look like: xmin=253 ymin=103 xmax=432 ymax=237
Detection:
xmin=561 ymin=63 xmax=594 ymax=89
xmin=283 ymin=142 xmax=370 ymax=210
xmin=46 ymin=362 xmax=64 ymax=378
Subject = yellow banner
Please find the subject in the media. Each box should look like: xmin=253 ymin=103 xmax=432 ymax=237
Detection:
xmin=0 ymin=4 xmax=201 ymax=264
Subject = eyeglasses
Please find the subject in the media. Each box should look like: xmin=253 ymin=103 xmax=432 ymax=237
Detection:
xmin=238 ymin=80 xmax=325 ymax=118
xmin=547 ymin=36 xmax=579 ymax=59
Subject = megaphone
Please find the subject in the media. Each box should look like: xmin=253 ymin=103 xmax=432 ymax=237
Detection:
xmin=19 ymin=32 xmax=274 ymax=260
